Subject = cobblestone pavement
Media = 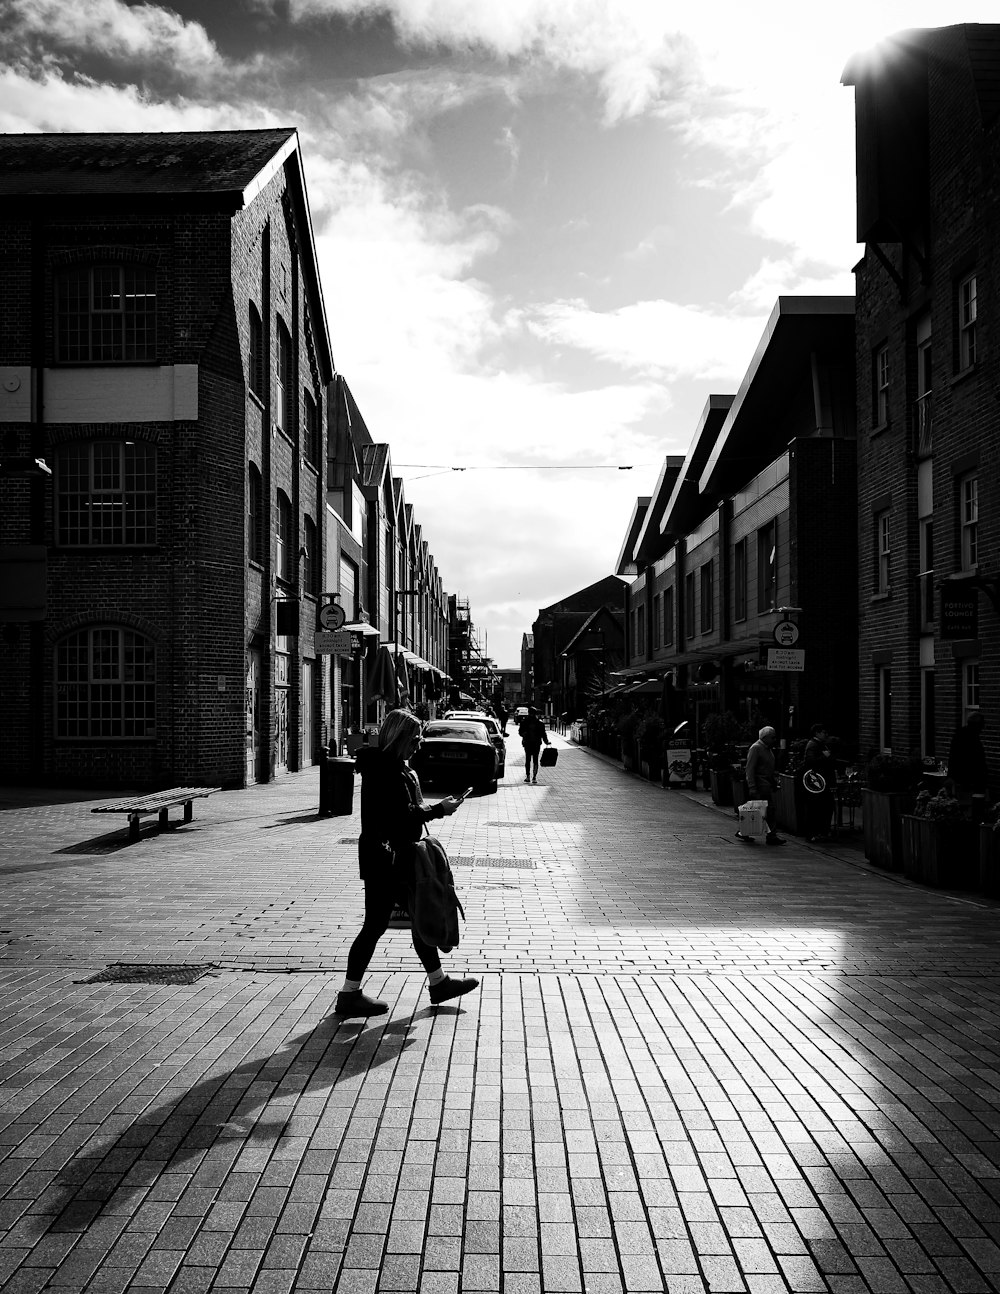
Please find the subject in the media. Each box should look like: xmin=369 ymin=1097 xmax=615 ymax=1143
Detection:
xmin=1 ymin=736 xmax=999 ymax=1293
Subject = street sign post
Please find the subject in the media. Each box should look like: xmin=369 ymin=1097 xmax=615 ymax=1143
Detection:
xmin=766 ymin=647 xmax=805 ymax=672
xmin=319 ymin=602 xmax=347 ymax=631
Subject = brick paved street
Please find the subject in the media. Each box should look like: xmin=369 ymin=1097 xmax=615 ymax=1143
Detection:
xmin=2 ymin=734 xmax=1000 ymax=1293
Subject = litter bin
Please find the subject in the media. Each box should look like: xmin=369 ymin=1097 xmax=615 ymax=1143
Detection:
xmin=318 ymin=748 xmax=355 ymax=817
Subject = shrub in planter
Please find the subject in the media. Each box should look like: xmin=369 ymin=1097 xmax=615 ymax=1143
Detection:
xmin=866 ymin=753 xmax=920 ymax=793
xmin=902 ymin=790 xmax=979 ymax=888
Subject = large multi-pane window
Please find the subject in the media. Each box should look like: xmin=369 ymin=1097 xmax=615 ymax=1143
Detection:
xmin=700 ymin=561 xmax=714 ymax=634
xmin=249 ymin=304 xmax=264 ymax=398
xmin=960 ymin=474 xmax=978 ymax=570
xmin=959 ymin=272 xmax=977 ymax=371
xmin=874 ymin=343 xmax=889 ymax=425
xmin=57 ymin=264 xmax=157 ymax=362
xmin=276 ymin=490 xmax=292 ymax=583
xmin=876 ymin=511 xmax=891 ymax=593
xmin=652 ymin=593 xmax=661 ymax=649
xmin=302 ymin=516 xmax=317 ymax=595
xmin=57 ymin=441 xmax=155 ymax=546
xmin=663 ymin=586 xmax=674 ymax=646
xmin=919 ymin=519 xmax=934 ymax=628
xmin=878 ymin=666 xmax=892 ymax=752
xmin=275 ymin=317 xmax=292 ymax=430
xmin=685 ymin=572 xmax=695 ymax=639
xmin=734 ymin=538 xmax=747 ymax=622
xmin=636 ymin=604 xmax=645 ymax=657
xmin=757 ymin=520 xmax=777 ymax=613
xmin=248 ymin=464 xmax=264 ymax=565
xmin=304 ymin=391 xmax=320 ymax=465
xmin=56 ymin=627 xmax=155 ymax=739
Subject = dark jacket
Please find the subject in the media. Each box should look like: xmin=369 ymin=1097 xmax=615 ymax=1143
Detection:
xmin=354 ymin=746 xmax=446 ymax=881
xmin=745 ymin=739 xmax=777 ymax=798
xmin=804 ymin=737 xmax=837 ymax=785
xmin=948 ymin=725 xmax=988 ymax=793
xmin=520 ymin=714 xmax=549 ymax=751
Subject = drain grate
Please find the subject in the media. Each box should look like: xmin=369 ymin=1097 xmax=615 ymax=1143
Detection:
xmin=485 ymin=821 xmax=537 ymax=828
xmin=338 ymin=837 xmax=357 ymax=844
xmin=451 ymin=856 xmax=536 ymax=869
xmin=75 ymin=963 xmax=218 ymax=985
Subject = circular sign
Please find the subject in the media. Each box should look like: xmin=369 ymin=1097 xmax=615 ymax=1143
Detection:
xmin=319 ymin=602 xmax=346 ymax=631
xmin=773 ymin=619 xmax=800 ymax=646
xmin=802 ymin=769 xmax=826 ymax=795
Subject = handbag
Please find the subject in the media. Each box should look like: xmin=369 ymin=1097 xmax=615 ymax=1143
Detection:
xmin=410 ymin=832 xmax=465 ymax=953
xmin=540 ymin=746 xmax=558 ymax=767
xmin=386 ymin=900 xmax=412 ymax=930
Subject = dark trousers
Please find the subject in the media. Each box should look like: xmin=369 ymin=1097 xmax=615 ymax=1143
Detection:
xmin=346 ymin=873 xmax=441 ymax=980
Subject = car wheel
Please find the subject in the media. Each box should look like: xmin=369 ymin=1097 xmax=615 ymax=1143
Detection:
xmin=489 ymin=779 xmax=498 ymax=794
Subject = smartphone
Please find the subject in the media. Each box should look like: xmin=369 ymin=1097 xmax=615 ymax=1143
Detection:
xmin=456 ymin=786 xmax=475 ymax=802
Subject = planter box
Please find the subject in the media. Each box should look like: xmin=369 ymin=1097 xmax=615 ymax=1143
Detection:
xmin=862 ymin=789 xmax=914 ymax=871
xmin=980 ymin=825 xmax=1000 ymax=898
xmin=640 ymin=759 xmax=662 ymax=782
xmin=901 ymin=815 xmax=979 ymax=889
xmin=709 ymin=769 xmax=733 ymax=806
xmin=776 ymin=773 xmax=801 ymax=835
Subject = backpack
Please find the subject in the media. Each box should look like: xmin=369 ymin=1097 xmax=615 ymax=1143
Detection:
xmin=409 ymin=834 xmax=465 ymax=953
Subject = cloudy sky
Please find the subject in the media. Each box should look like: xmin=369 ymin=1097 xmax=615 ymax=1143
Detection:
xmin=1 ymin=1 xmax=992 ymax=666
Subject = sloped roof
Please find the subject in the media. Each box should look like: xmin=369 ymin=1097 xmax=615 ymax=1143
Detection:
xmin=614 ymin=498 xmax=650 ymax=577
xmin=0 ymin=129 xmax=298 ymax=199
xmin=658 ymin=395 xmax=734 ymax=540
xmin=632 ymin=455 xmax=685 ymax=565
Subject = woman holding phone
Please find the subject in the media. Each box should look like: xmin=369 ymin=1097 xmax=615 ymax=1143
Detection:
xmin=336 ymin=708 xmax=480 ymax=1017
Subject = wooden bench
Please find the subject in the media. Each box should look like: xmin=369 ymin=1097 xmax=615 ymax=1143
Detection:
xmin=91 ymin=786 xmax=221 ymax=843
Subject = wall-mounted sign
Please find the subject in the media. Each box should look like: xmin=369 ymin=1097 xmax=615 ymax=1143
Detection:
xmin=940 ymin=582 xmax=978 ymax=640
xmin=315 ymin=630 xmax=354 ymax=655
xmin=766 ymin=647 xmax=805 ymax=673
xmin=319 ymin=601 xmax=347 ymax=631
xmin=772 ymin=619 xmax=800 ymax=646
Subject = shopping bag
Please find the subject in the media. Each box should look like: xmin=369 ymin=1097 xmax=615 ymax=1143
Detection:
xmin=540 ymin=747 xmax=558 ymax=767
xmin=737 ymin=799 xmax=768 ymax=837
xmin=386 ymin=901 xmax=412 ymax=930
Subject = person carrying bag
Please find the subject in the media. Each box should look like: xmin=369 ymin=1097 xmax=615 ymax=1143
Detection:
xmin=336 ymin=709 xmax=479 ymax=1018
xmin=520 ymin=706 xmax=550 ymax=784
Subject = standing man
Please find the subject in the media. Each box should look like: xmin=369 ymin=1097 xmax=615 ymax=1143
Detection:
xmin=737 ymin=725 xmax=787 ymax=846
xmin=520 ymin=706 xmax=550 ymax=784
xmin=948 ymin=712 xmax=988 ymax=808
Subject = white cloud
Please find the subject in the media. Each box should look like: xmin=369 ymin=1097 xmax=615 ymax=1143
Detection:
xmin=522 ymin=298 xmax=767 ymax=385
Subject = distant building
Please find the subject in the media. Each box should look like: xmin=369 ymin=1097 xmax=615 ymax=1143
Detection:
xmin=844 ymin=24 xmax=1000 ymax=769
xmin=530 ymin=575 xmax=628 ymax=717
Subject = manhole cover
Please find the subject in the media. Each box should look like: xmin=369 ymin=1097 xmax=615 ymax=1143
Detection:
xmin=338 ymin=837 xmax=357 ymax=844
xmin=75 ymin=963 xmax=218 ymax=985
xmin=451 ymin=856 xmax=536 ymax=869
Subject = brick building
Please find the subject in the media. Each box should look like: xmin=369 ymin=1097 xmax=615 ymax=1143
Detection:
xmin=616 ymin=297 xmax=858 ymax=747
xmin=530 ymin=575 xmax=628 ymax=717
xmin=844 ymin=25 xmax=1000 ymax=770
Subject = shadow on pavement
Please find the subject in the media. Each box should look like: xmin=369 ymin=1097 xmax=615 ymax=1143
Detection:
xmin=39 ymin=1007 xmax=430 ymax=1236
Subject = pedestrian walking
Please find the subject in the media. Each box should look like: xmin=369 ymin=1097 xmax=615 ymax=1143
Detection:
xmin=520 ymin=706 xmax=550 ymax=783
xmin=802 ymin=723 xmax=837 ymax=842
xmin=737 ymin=725 xmax=786 ymax=846
xmin=336 ymin=708 xmax=479 ymax=1017
xmin=948 ymin=711 xmax=989 ymax=808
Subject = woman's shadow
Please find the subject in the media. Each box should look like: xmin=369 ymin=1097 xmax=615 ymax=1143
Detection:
xmin=38 ymin=1006 xmax=434 ymax=1236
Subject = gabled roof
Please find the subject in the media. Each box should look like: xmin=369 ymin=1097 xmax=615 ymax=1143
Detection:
xmin=0 ymin=129 xmax=299 ymax=199
xmin=0 ymin=129 xmax=335 ymax=382
xmin=659 ymin=395 xmax=734 ymax=539
xmin=698 ymin=297 xmax=854 ymax=498
xmin=361 ymin=443 xmax=391 ymax=492
xmin=562 ymin=605 xmax=622 ymax=656
xmin=632 ymin=456 xmax=685 ymax=565
xmin=614 ymin=498 xmax=650 ymax=577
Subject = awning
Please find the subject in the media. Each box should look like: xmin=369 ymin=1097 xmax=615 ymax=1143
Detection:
xmin=626 ymin=678 xmax=665 ymax=695
xmin=344 ymin=621 xmax=380 ymax=638
xmin=366 ymin=645 xmax=398 ymax=704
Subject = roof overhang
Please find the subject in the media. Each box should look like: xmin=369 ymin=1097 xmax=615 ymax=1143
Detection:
xmin=698 ymin=297 xmax=855 ymax=499
xmin=632 ymin=457 xmax=685 ymax=564
xmin=658 ymin=395 xmax=734 ymax=538
xmin=614 ymin=497 xmax=651 ymax=576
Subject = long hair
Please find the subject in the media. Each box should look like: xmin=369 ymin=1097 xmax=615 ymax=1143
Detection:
xmin=379 ymin=708 xmax=421 ymax=761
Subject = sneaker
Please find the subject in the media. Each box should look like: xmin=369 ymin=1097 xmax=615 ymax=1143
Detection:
xmin=735 ymin=831 xmax=756 ymax=845
xmin=335 ymin=989 xmax=388 ymax=1017
xmin=532 ymin=777 xmax=537 ymax=784
xmin=429 ymin=975 xmax=479 ymax=1005
xmin=765 ymin=833 xmax=787 ymax=846
xmin=524 ymin=777 xmax=530 ymax=783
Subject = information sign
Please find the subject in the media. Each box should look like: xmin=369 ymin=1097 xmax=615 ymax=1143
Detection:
xmin=940 ymin=583 xmax=978 ymax=640
xmin=772 ymin=619 xmax=800 ymax=646
xmin=315 ymin=629 xmax=354 ymax=655
xmin=766 ymin=647 xmax=805 ymax=673
xmin=319 ymin=602 xmax=347 ymax=631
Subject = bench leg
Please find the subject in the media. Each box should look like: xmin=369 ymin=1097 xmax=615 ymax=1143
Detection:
xmin=159 ymin=807 xmax=169 ymax=830
xmin=128 ymin=814 xmax=141 ymax=843
xmin=183 ymin=801 xmax=193 ymax=824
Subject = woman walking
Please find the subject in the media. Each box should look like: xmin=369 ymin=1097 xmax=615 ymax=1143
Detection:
xmin=520 ymin=706 xmax=550 ymax=784
xmin=336 ymin=708 xmax=479 ymax=1018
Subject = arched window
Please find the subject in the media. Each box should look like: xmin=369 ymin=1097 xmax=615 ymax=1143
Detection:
xmin=303 ymin=390 xmax=320 ymax=465
xmin=248 ymin=464 xmax=263 ymax=565
xmin=56 ymin=627 xmax=156 ymax=739
xmin=276 ymin=490 xmax=292 ymax=583
xmin=57 ymin=441 xmax=156 ymax=546
xmin=249 ymin=303 xmax=264 ymax=398
xmin=302 ymin=515 xmax=317 ymax=595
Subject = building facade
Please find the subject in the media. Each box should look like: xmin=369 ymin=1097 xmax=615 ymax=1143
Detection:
xmin=617 ymin=298 xmax=859 ymax=748
xmin=845 ymin=24 xmax=1000 ymax=770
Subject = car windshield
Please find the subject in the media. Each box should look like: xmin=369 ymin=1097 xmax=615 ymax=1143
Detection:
xmin=424 ymin=722 xmax=488 ymax=742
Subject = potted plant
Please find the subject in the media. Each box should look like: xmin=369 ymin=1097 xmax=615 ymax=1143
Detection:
xmin=902 ymin=788 xmax=979 ymax=889
xmin=618 ymin=709 xmax=638 ymax=771
xmin=702 ymin=712 xmax=739 ymax=806
xmin=862 ymin=754 xmax=920 ymax=871
xmin=980 ymin=804 xmax=1000 ymax=898
xmin=636 ymin=713 xmax=665 ymax=781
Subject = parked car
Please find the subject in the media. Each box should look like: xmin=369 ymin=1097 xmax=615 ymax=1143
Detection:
xmin=444 ymin=711 xmax=506 ymax=776
xmin=412 ymin=720 xmax=500 ymax=793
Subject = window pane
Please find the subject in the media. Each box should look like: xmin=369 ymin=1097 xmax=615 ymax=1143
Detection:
xmin=56 ymin=628 xmax=155 ymax=739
